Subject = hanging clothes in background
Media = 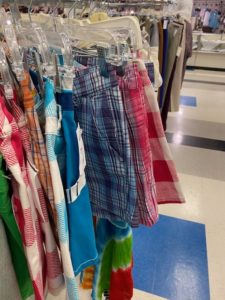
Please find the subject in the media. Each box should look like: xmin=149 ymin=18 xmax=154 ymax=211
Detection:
xmin=169 ymin=21 xmax=187 ymax=112
xmin=141 ymin=15 xmax=192 ymax=129
xmin=158 ymin=20 xmax=169 ymax=109
xmin=161 ymin=21 xmax=183 ymax=129
xmin=182 ymin=20 xmax=193 ymax=81
xmin=208 ymin=9 xmax=219 ymax=32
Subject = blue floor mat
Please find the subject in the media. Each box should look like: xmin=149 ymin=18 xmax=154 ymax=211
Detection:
xmin=180 ymin=96 xmax=197 ymax=107
xmin=133 ymin=215 xmax=210 ymax=300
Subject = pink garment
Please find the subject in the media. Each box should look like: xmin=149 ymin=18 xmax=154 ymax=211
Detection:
xmin=117 ymin=63 xmax=158 ymax=227
xmin=10 ymin=94 xmax=64 ymax=295
xmin=136 ymin=60 xmax=185 ymax=205
xmin=0 ymin=94 xmax=58 ymax=299
xmin=203 ymin=10 xmax=211 ymax=26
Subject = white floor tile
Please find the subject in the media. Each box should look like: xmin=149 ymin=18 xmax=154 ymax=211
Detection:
xmin=169 ymin=144 xmax=225 ymax=181
xmin=169 ymin=82 xmax=225 ymax=124
xmin=133 ymin=289 xmax=167 ymax=300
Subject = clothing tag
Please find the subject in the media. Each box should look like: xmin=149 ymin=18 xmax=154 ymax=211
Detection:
xmin=163 ymin=19 xmax=168 ymax=29
xmin=173 ymin=29 xmax=178 ymax=37
xmin=4 ymin=84 xmax=13 ymax=100
xmin=176 ymin=46 xmax=182 ymax=57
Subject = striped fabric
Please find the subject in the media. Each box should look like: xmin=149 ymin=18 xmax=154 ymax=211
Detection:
xmin=44 ymin=79 xmax=79 ymax=300
xmin=20 ymin=73 xmax=57 ymax=226
xmin=10 ymin=94 xmax=64 ymax=294
xmin=0 ymin=95 xmax=46 ymax=299
xmin=117 ymin=63 xmax=158 ymax=227
xmin=73 ymin=66 xmax=137 ymax=224
xmin=0 ymin=154 xmax=34 ymax=300
xmin=136 ymin=60 xmax=185 ymax=204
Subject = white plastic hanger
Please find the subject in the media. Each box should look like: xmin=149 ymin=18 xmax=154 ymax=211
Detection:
xmin=86 ymin=16 xmax=143 ymax=50
xmin=0 ymin=46 xmax=14 ymax=99
xmin=0 ymin=8 xmax=24 ymax=81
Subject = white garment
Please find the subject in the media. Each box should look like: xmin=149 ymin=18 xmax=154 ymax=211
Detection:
xmin=200 ymin=7 xmax=206 ymax=21
xmin=139 ymin=48 xmax=163 ymax=89
xmin=170 ymin=21 xmax=186 ymax=112
xmin=176 ymin=0 xmax=193 ymax=20
xmin=203 ymin=11 xmax=211 ymax=26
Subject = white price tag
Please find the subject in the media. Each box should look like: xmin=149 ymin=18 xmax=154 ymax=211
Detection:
xmin=163 ymin=19 xmax=168 ymax=29
xmin=176 ymin=46 xmax=182 ymax=57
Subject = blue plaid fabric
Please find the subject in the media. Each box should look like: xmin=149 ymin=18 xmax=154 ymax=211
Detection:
xmin=73 ymin=66 xmax=137 ymax=223
xmin=73 ymin=55 xmax=155 ymax=84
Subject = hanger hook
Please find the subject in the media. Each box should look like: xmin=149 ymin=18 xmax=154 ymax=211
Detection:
xmin=51 ymin=0 xmax=62 ymax=32
xmin=68 ymin=0 xmax=78 ymax=18
xmin=28 ymin=0 xmax=33 ymax=23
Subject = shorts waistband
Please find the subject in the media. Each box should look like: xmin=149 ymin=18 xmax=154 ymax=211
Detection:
xmin=74 ymin=55 xmax=151 ymax=89
xmin=73 ymin=66 xmax=118 ymax=99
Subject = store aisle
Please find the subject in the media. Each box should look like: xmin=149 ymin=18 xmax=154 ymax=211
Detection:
xmin=133 ymin=71 xmax=225 ymax=300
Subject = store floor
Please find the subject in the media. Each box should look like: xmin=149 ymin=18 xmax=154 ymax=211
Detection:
xmin=133 ymin=71 xmax=225 ymax=300
xmin=48 ymin=71 xmax=225 ymax=300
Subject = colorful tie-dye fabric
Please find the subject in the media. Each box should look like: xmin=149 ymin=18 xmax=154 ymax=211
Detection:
xmin=92 ymin=219 xmax=133 ymax=300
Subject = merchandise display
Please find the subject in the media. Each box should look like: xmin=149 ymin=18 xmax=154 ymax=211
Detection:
xmin=0 ymin=1 xmax=224 ymax=300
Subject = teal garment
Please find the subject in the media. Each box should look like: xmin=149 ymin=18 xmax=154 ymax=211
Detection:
xmin=56 ymin=90 xmax=98 ymax=276
xmin=0 ymin=155 xmax=34 ymax=300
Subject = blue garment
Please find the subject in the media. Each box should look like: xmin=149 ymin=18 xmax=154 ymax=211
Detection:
xmin=209 ymin=10 xmax=219 ymax=30
xmin=56 ymin=91 xmax=98 ymax=275
xmin=73 ymin=66 xmax=137 ymax=224
xmin=159 ymin=22 xmax=169 ymax=109
xmin=44 ymin=79 xmax=79 ymax=300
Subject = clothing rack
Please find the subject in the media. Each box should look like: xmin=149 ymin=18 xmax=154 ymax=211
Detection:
xmin=1 ymin=0 xmax=176 ymax=6
xmin=104 ymin=0 xmax=175 ymax=5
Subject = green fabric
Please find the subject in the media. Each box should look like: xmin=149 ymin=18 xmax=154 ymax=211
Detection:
xmin=0 ymin=155 xmax=34 ymax=300
xmin=93 ymin=219 xmax=133 ymax=300
xmin=111 ymin=233 xmax=132 ymax=270
xmin=97 ymin=239 xmax=114 ymax=299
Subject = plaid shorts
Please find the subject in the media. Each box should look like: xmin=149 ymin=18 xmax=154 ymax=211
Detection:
xmin=117 ymin=63 xmax=158 ymax=227
xmin=73 ymin=66 xmax=137 ymax=224
xmin=73 ymin=57 xmax=158 ymax=227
